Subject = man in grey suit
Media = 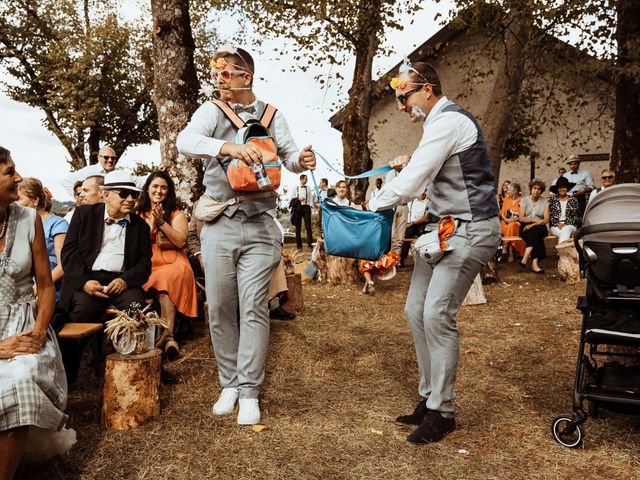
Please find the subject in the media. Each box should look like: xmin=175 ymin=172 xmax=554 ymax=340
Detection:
xmin=369 ymin=62 xmax=500 ymax=444
xmin=177 ymin=46 xmax=315 ymax=425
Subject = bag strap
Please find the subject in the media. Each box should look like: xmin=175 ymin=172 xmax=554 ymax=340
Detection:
xmin=309 ymin=151 xmax=395 ymax=202
xmin=313 ymin=150 xmax=393 ymax=180
xmin=211 ymin=99 xmax=246 ymax=130
xmin=260 ymin=104 xmax=277 ymax=129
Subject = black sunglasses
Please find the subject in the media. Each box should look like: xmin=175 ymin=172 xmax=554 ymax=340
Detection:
xmin=396 ymin=88 xmax=421 ymax=106
xmin=113 ymin=189 xmax=140 ymax=200
xmin=101 ymin=155 xmax=118 ymax=160
xmin=601 ymin=175 xmax=614 ymax=180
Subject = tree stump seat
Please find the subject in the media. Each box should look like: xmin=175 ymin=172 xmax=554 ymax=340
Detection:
xmin=556 ymin=240 xmax=580 ymax=283
xmin=283 ymin=273 xmax=304 ymax=315
xmin=102 ymin=348 xmax=162 ymax=430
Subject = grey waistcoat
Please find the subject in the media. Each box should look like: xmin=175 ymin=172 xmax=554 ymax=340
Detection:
xmin=203 ymin=100 xmax=278 ymax=218
xmin=426 ymin=102 xmax=499 ymax=222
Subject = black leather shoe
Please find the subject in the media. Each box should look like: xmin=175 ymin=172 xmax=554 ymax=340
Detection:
xmin=160 ymin=367 xmax=178 ymax=385
xmin=269 ymin=306 xmax=295 ymax=320
xmin=407 ymin=410 xmax=455 ymax=444
xmin=395 ymin=398 xmax=428 ymax=426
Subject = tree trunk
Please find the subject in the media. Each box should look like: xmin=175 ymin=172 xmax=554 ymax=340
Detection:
xmin=150 ymin=0 xmax=202 ymax=205
xmin=610 ymin=0 xmax=640 ymax=183
xmin=341 ymin=4 xmax=381 ymax=202
xmin=482 ymin=9 xmax=530 ymax=183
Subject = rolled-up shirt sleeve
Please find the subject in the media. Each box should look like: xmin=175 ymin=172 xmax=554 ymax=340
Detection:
xmin=273 ymin=111 xmax=304 ymax=173
xmin=369 ymin=113 xmax=472 ymax=212
xmin=176 ymin=102 xmax=227 ymax=159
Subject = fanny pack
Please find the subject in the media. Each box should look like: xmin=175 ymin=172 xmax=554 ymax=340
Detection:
xmin=414 ymin=216 xmax=458 ymax=264
xmin=194 ymin=191 xmax=275 ymax=223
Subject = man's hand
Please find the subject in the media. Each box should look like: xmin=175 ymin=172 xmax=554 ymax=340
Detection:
xmin=389 ymin=155 xmax=410 ymax=171
xmin=105 ymin=278 xmax=128 ymax=296
xmin=221 ymin=142 xmax=263 ymax=166
xmin=83 ymin=280 xmax=109 ymax=298
xmin=0 ymin=333 xmax=43 ymax=359
xmin=299 ymin=145 xmax=316 ymax=170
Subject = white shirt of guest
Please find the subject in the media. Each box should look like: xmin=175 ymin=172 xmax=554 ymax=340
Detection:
xmin=332 ymin=196 xmax=353 ymax=207
xmin=408 ymin=198 xmax=428 ymax=223
xmin=369 ymin=96 xmax=477 ymax=212
xmin=91 ymin=210 xmax=131 ymax=273
xmin=563 ymin=169 xmax=594 ymax=195
xmin=175 ymin=99 xmax=304 ymax=173
xmin=294 ymin=185 xmax=314 ymax=206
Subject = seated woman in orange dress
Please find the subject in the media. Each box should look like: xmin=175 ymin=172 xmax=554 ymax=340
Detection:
xmin=138 ymin=171 xmax=198 ymax=359
xmin=499 ymin=181 xmax=525 ymax=262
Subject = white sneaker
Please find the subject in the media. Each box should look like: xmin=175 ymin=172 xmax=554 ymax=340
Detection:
xmin=237 ymin=398 xmax=261 ymax=425
xmin=212 ymin=387 xmax=239 ymax=415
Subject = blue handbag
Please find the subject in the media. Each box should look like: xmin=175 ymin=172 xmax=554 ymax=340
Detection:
xmin=311 ymin=152 xmax=395 ymax=261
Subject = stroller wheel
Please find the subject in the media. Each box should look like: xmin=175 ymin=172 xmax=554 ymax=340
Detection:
xmin=551 ymin=415 xmax=584 ymax=448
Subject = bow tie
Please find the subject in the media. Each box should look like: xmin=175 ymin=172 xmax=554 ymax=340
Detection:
xmin=105 ymin=218 xmax=128 ymax=228
xmin=569 ymin=171 xmax=578 ymax=175
xmin=233 ymin=104 xmax=256 ymax=115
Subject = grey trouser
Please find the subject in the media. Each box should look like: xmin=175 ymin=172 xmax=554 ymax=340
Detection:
xmin=404 ymin=216 xmax=500 ymax=416
xmin=200 ymin=211 xmax=281 ymax=399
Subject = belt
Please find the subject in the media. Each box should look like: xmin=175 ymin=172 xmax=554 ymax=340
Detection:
xmin=232 ymin=191 xmax=275 ymax=203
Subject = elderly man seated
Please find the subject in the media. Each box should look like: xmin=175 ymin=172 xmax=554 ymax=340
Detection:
xmin=59 ymin=171 xmax=151 ymax=382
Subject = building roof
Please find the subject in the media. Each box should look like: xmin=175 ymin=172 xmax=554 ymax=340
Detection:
xmin=329 ymin=6 xmax=611 ymax=131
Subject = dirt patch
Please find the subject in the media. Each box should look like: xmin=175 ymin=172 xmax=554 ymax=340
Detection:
xmin=17 ymin=262 xmax=640 ymax=480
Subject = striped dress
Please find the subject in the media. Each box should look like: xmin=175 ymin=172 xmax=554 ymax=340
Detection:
xmin=0 ymin=203 xmax=69 ymax=437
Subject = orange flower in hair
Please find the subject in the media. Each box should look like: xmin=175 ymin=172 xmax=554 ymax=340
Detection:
xmin=210 ymin=58 xmax=228 ymax=70
xmin=390 ymin=77 xmax=408 ymax=90
xmin=43 ymin=187 xmax=53 ymax=199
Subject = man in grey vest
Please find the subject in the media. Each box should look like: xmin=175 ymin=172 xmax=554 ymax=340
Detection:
xmin=176 ymin=46 xmax=316 ymax=425
xmin=368 ymin=62 xmax=500 ymax=444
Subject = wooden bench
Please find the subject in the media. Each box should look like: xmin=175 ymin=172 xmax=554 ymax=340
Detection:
xmin=58 ymin=322 xmax=103 ymax=340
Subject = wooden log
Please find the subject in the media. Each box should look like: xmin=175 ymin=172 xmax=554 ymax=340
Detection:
xmin=481 ymin=259 xmax=501 ymax=285
xmin=311 ymin=238 xmax=360 ymax=285
xmin=556 ymin=240 xmax=580 ymax=283
xmin=463 ymin=274 xmax=487 ymax=306
xmin=102 ymin=348 xmax=162 ymax=430
xmin=283 ymin=273 xmax=304 ymax=315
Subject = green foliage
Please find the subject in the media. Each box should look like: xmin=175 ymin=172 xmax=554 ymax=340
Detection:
xmin=0 ymin=0 xmax=157 ymax=169
xmin=447 ymin=0 xmax=617 ymax=162
xmin=213 ymin=0 xmax=421 ymax=109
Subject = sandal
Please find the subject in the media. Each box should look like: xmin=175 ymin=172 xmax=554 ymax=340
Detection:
xmin=164 ymin=336 xmax=180 ymax=361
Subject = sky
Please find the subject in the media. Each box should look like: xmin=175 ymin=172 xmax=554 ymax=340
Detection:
xmin=0 ymin=1 xmax=454 ymax=202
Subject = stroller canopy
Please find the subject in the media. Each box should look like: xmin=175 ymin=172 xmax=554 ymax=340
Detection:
xmin=582 ymin=183 xmax=640 ymax=243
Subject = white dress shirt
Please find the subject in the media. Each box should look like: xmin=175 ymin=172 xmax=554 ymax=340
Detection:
xmin=91 ymin=210 xmax=131 ymax=272
xmin=61 ymin=164 xmax=149 ymax=197
xmin=408 ymin=198 xmax=428 ymax=223
xmin=293 ymin=185 xmax=314 ymax=206
xmin=369 ymin=96 xmax=478 ymax=212
xmin=175 ymin=99 xmax=304 ymax=173
xmin=563 ymin=169 xmax=594 ymax=195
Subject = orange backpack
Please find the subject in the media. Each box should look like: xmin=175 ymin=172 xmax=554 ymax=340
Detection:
xmin=212 ymin=99 xmax=281 ymax=191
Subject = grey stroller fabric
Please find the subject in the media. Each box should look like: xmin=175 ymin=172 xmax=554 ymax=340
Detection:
xmin=582 ymin=184 xmax=640 ymax=243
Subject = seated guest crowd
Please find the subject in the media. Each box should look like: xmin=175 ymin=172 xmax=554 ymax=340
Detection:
xmin=498 ymin=155 xmax=616 ymax=273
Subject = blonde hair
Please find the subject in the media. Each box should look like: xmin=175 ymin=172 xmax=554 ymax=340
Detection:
xmin=18 ymin=177 xmax=47 ymax=209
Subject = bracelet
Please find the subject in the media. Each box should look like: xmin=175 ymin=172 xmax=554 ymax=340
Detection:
xmin=157 ymin=219 xmax=165 ymax=227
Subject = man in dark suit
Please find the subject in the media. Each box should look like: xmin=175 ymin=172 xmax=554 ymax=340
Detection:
xmin=59 ymin=171 xmax=152 ymax=384
xmin=60 ymin=170 xmax=152 ymax=321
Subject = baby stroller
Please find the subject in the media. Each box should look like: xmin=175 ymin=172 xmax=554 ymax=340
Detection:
xmin=551 ymin=184 xmax=640 ymax=448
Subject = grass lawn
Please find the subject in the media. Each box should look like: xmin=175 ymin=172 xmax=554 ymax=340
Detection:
xmin=17 ymin=261 xmax=640 ymax=480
